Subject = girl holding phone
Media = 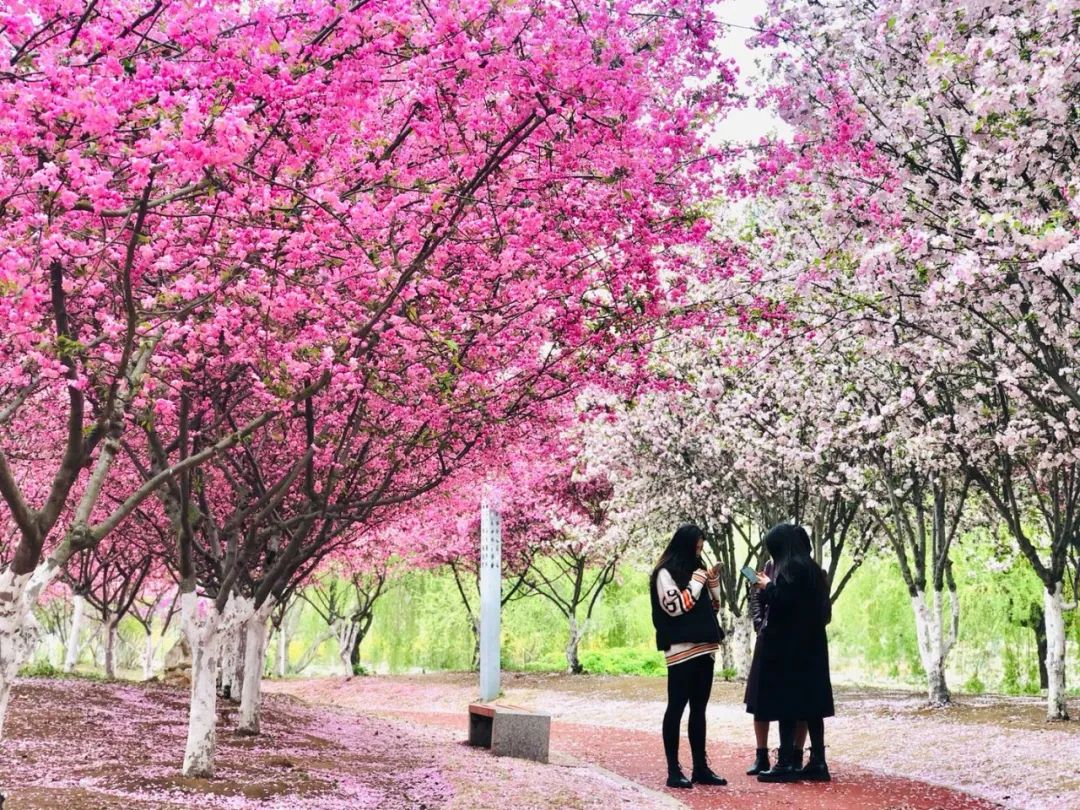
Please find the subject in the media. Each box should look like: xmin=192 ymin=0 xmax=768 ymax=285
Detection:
xmin=650 ymin=524 xmax=728 ymax=790
xmin=742 ymin=563 xmax=809 ymax=774
xmin=745 ymin=523 xmax=834 ymax=782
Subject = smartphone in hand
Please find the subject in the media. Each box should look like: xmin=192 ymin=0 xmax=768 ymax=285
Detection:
xmin=740 ymin=565 xmax=758 ymax=585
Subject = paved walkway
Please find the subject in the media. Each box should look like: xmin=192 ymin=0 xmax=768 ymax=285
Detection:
xmin=392 ymin=709 xmax=1003 ymax=809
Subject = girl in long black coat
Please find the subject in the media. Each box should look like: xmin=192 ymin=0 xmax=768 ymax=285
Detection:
xmin=745 ymin=523 xmax=834 ymax=782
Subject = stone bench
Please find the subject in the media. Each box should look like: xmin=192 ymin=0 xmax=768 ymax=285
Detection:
xmin=468 ymin=702 xmax=551 ymax=763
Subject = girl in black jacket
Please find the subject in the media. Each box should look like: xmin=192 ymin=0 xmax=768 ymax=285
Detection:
xmin=746 ymin=523 xmax=834 ymax=783
xmin=649 ymin=524 xmax=728 ymax=789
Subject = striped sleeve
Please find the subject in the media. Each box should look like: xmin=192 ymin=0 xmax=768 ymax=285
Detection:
xmin=656 ymin=567 xmax=708 ymax=616
xmin=707 ymin=572 xmax=721 ymax=611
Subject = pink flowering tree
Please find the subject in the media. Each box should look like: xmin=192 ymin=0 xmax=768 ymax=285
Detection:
xmin=522 ymin=462 xmax=624 ymax=674
xmin=2 ymin=0 xmax=735 ymax=770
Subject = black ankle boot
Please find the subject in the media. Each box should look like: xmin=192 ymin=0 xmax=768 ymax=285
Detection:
xmin=691 ymin=761 xmax=728 ymax=786
xmin=757 ymin=746 xmax=801 ymax=783
xmin=797 ymin=747 xmax=831 ymax=782
xmin=746 ymin=747 xmax=770 ymax=775
xmin=666 ymin=764 xmax=693 ymax=789
xmin=792 ymin=746 xmax=804 ymax=770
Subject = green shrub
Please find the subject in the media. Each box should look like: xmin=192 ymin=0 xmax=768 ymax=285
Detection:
xmin=719 ymin=666 xmax=738 ymax=681
xmin=578 ymin=647 xmax=665 ymax=676
xmin=18 ymin=660 xmax=60 ymax=678
xmin=962 ymin=672 xmax=985 ymax=694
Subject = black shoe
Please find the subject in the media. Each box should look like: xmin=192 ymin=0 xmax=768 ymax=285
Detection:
xmin=792 ymin=746 xmax=804 ymax=770
xmin=757 ymin=746 xmax=801 ymax=783
xmin=691 ymin=767 xmax=728 ymax=786
xmin=746 ymin=747 xmax=770 ymax=775
xmin=666 ymin=767 xmax=693 ymax=789
xmin=797 ymin=748 xmax=831 ymax=782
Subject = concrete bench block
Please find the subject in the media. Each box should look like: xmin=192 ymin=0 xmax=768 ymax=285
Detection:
xmin=467 ymin=702 xmax=551 ymax=763
xmin=491 ymin=708 xmax=550 ymax=763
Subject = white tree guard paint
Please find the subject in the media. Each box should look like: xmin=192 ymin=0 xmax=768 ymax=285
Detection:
xmin=142 ymin=631 xmax=156 ymax=680
xmin=910 ymin=588 xmax=956 ymax=706
xmin=237 ymin=604 xmax=273 ymax=735
xmin=0 ymin=569 xmax=33 ymax=737
xmin=731 ymin=613 xmax=754 ymax=679
xmin=181 ymin=593 xmax=253 ymax=777
xmin=565 ymin=615 xmax=586 ymax=674
xmin=1044 ymin=582 xmax=1070 ymax=721
xmin=103 ymin=617 xmax=119 ymax=679
xmin=63 ymin=594 xmax=87 ymax=673
xmin=275 ymin=620 xmax=288 ymax=678
xmin=218 ymin=623 xmax=243 ymax=701
xmin=333 ymin=619 xmax=360 ymax=677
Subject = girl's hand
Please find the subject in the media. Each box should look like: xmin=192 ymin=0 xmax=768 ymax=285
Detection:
xmin=708 ymin=563 xmax=722 ymax=579
xmin=755 ymin=571 xmax=771 ymax=589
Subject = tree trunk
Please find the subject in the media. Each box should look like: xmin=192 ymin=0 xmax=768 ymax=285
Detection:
xmin=142 ymin=630 xmax=156 ymax=680
xmin=217 ymin=621 xmax=246 ymax=703
xmin=730 ymin=613 xmax=754 ymax=679
xmin=717 ymin=613 xmax=735 ymax=674
xmin=233 ymin=621 xmax=246 ymax=701
xmin=910 ymin=588 xmax=955 ymax=706
xmin=291 ymin=628 xmax=334 ymax=674
xmin=237 ymin=605 xmax=272 ymax=735
xmin=1044 ymin=582 xmax=1070 ymax=721
xmin=218 ymin=625 xmax=236 ymax=701
xmin=0 ymin=570 xmax=34 ymax=737
xmin=184 ymin=624 xmax=221 ymax=778
xmin=275 ymin=620 xmax=288 ymax=678
xmin=349 ymin=625 xmax=364 ymax=673
xmin=334 ymin=619 xmax=360 ymax=677
xmin=565 ymin=615 xmax=585 ymax=674
xmin=63 ymin=594 xmax=87 ymax=673
xmin=469 ymin=616 xmax=480 ymax=671
xmin=1035 ymin=610 xmax=1049 ymax=690
xmin=104 ymin=616 xmax=118 ymax=679
xmin=181 ymin=593 xmax=253 ymax=777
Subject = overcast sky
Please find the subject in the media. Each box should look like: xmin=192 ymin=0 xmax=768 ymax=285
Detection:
xmin=710 ymin=0 xmax=790 ymax=144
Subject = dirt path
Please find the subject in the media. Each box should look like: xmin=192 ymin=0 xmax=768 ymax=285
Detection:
xmin=268 ymin=673 xmax=1080 ymax=810
xmin=0 ymin=677 xmax=662 ymax=809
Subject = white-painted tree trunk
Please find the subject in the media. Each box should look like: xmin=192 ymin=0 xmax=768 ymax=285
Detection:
xmin=103 ymin=616 xmax=119 ymax=679
xmin=0 ymin=570 xmax=34 ymax=737
xmin=910 ymin=588 xmax=956 ymax=706
xmin=218 ymin=623 xmax=243 ymax=702
xmin=275 ymin=620 xmax=288 ymax=678
xmin=181 ymin=593 xmax=253 ymax=777
xmin=716 ymin=612 xmax=735 ymax=674
xmin=333 ymin=619 xmax=360 ymax=677
xmin=63 ymin=594 xmax=87 ymax=673
xmin=1044 ymin=583 xmax=1070 ymax=721
xmin=142 ymin=631 xmax=156 ymax=680
xmin=0 ymin=547 xmax=108 ymax=735
xmin=565 ymin=615 xmax=586 ymax=674
xmin=730 ymin=613 xmax=754 ymax=679
xmin=237 ymin=605 xmax=273 ymax=735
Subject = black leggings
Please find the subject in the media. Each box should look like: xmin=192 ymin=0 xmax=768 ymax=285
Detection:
xmin=779 ymin=716 xmax=824 ymax=752
xmin=662 ymin=654 xmax=714 ymax=770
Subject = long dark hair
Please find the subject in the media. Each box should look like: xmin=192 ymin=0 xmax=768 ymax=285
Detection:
xmin=764 ymin=523 xmax=815 ymax=590
xmin=653 ymin=524 xmax=705 ymax=588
